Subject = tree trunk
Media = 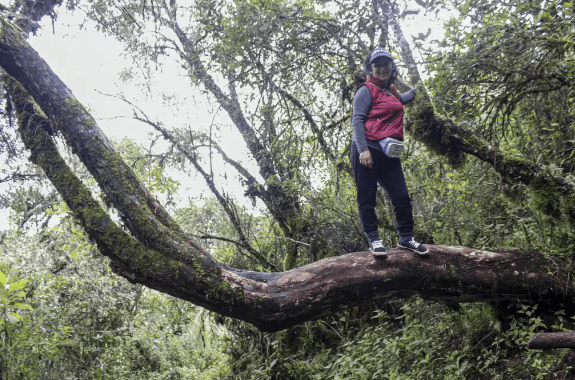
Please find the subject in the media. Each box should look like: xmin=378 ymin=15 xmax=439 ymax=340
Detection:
xmin=379 ymin=0 xmax=575 ymax=221
xmin=2 ymin=16 xmax=574 ymax=333
xmin=163 ymin=3 xmax=301 ymax=238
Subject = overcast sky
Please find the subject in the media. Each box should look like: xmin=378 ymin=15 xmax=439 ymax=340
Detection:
xmin=1 ymin=8 xmax=229 ymax=230
xmin=29 ymin=9 xmax=196 ymax=143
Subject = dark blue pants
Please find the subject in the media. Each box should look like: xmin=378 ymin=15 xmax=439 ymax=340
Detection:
xmin=350 ymin=142 xmax=414 ymax=242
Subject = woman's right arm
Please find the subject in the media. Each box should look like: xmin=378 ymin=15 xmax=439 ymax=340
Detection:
xmin=352 ymin=86 xmax=374 ymax=168
xmin=352 ymin=86 xmax=372 ymax=154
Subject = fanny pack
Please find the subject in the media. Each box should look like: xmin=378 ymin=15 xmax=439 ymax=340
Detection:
xmin=379 ymin=137 xmax=405 ymax=158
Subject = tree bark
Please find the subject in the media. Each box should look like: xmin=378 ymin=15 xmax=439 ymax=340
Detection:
xmin=528 ymin=333 xmax=575 ymax=349
xmin=2 ymin=16 xmax=575 ymax=333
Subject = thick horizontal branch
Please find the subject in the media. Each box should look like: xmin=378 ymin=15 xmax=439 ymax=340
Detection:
xmin=528 ymin=333 xmax=575 ymax=350
xmin=9 ymin=81 xmax=575 ymax=332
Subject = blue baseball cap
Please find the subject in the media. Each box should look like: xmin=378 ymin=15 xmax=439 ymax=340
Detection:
xmin=369 ymin=48 xmax=393 ymax=64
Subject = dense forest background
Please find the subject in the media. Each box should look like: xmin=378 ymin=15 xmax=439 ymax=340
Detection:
xmin=1 ymin=0 xmax=574 ymax=378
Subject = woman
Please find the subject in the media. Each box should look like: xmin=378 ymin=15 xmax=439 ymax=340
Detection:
xmin=351 ymin=47 xmax=428 ymax=256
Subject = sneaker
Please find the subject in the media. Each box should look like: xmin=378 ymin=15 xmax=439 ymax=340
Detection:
xmin=398 ymin=237 xmax=429 ymax=255
xmin=369 ymin=240 xmax=387 ymax=256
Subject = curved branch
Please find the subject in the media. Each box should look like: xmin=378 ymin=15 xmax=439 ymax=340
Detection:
xmin=7 ymin=75 xmax=220 ymax=298
xmin=0 ymin=16 xmax=213 ymax=263
xmin=4 ymin=0 xmax=62 ymax=35
xmin=8 ymin=73 xmax=575 ymax=333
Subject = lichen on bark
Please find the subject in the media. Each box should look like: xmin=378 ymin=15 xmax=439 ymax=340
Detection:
xmin=405 ymin=86 xmax=466 ymax=166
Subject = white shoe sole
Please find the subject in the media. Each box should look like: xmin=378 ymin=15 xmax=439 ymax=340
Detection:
xmin=397 ymin=244 xmax=428 ymax=255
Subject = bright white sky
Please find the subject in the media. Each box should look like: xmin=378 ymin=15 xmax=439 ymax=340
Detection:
xmin=29 ymin=10 xmax=194 ymax=140
xmin=28 ymin=9 xmax=222 ymax=152
xmin=28 ymin=7 xmax=257 ymax=221
xmin=1 ymin=7 xmax=232 ymax=230
xmin=30 ymin=13 xmax=144 ymax=139
xmin=0 ymin=3 xmax=448 ymax=231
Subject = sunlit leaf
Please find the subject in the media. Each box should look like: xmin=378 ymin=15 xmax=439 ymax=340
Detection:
xmin=8 ymin=279 xmax=29 ymax=294
xmin=13 ymin=302 xmax=33 ymax=311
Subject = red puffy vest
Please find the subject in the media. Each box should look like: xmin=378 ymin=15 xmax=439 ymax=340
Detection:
xmin=364 ymin=79 xmax=404 ymax=141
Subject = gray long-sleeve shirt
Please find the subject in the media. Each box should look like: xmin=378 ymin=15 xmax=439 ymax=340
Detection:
xmin=352 ymin=85 xmax=416 ymax=154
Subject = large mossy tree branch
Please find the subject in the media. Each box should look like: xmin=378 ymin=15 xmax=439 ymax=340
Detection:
xmin=6 ymin=75 xmax=278 ymax=327
xmin=7 ymin=71 xmax=575 ymax=334
xmin=0 ymin=16 xmax=213 ymax=263
xmin=6 ymin=77 xmax=221 ymax=305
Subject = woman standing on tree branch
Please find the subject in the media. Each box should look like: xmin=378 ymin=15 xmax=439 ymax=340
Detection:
xmin=351 ymin=47 xmax=428 ymax=256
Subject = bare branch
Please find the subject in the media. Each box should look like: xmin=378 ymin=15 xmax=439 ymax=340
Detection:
xmin=119 ymin=99 xmax=277 ymax=270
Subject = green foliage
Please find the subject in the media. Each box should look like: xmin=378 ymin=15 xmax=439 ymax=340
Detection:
xmin=418 ymin=0 xmax=575 ymax=252
xmin=0 ymin=266 xmax=40 ymax=379
xmin=431 ymin=0 xmax=575 ymax=171
xmin=114 ymin=137 xmax=181 ymax=200
xmin=223 ymin=299 xmax=571 ymax=380
xmin=0 ymin=222 xmax=230 ymax=379
xmin=0 ymin=269 xmax=32 ymax=327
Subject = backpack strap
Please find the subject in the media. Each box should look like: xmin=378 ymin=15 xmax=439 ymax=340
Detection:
xmin=367 ymin=81 xmax=400 ymax=99
xmin=353 ymin=82 xmax=398 ymax=106
xmin=370 ymin=82 xmax=394 ymax=97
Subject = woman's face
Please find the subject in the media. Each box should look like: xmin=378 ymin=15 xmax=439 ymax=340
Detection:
xmin=371 ymin=61 xmax=393 ymax=81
